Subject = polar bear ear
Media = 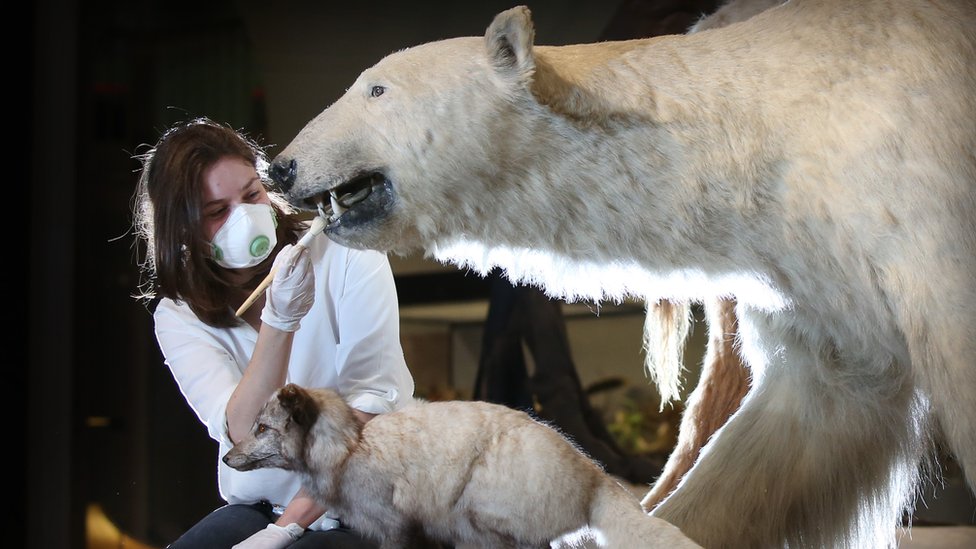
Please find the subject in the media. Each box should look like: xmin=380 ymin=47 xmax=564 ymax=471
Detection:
xmin=485 ymin=5 xmax=536 ymax=85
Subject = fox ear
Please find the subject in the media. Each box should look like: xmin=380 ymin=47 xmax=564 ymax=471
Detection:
xmin=277 ymin=384 xmax=318 ymax=430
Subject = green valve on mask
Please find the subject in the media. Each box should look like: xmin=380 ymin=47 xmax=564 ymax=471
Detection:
xmin=213 ymin=245 xmax=224 ymax=262
xmin=250 ymin=235 xmax=271 ymax=258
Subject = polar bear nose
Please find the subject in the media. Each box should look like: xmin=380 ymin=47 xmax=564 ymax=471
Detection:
xmin=269 ymin=157 xmax=298 ymax=193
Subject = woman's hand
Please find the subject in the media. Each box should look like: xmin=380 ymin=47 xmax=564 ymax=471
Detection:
xmin=232 ymin=523 xmax=303 ymax=549
xmin=265 ymin=488 xmax=341 ymax=537
xmin=260 ymin=244 xmax=316 ymax=332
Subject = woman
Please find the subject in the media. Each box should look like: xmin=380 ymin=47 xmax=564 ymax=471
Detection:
xmin=132 ymin=117 xmax=415 ymax=549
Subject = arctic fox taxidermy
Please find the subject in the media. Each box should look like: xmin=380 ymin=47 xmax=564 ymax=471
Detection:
xmin=268 ymin=0 xmax=976 ymax=547
xmin=223 ymin=384 xmax=700 ymax=548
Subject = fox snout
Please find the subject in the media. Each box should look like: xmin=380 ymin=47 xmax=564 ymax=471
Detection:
xmin=222 ymin=447 xmax=255 ymax=471
xmin=222 ymin=443 xmax=284 ymax=472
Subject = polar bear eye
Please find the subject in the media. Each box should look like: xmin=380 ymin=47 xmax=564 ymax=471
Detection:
xmin=370 ymin=85 xmax=385 ymax=98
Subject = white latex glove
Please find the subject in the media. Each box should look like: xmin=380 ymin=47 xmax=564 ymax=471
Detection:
xmin=232 ymin=523 xmax=304 ymax=549
xmin=260 ymin=244 xmax=315 ymax=332
xmin=307 ymin=512 xmax=341 ymax=531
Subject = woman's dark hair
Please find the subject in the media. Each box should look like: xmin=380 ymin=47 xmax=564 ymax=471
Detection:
xmin=132 ymin=117 xmax=303 ymax=327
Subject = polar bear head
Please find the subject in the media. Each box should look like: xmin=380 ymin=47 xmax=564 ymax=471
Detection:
xmin=270 ymin=6 xmax=542 ymax=253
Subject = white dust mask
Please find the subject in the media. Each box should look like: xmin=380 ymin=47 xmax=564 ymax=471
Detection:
xmin=210 ymin=203 xmax=278 ymax=269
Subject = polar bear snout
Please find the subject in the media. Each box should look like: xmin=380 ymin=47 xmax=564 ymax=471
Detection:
xmin=269 ymin=156 xmax=298 ymax=193
xmin=268 ymin=154 xmax=329 ymax=212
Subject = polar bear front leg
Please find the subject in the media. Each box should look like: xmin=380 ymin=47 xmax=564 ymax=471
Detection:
xmin=640 ymin=0 xmax=780 ymax=511
xmin=642 ymin=298 xmax=749 ymax=510
xmin=650 ymin=308 xmax=926 ymax=548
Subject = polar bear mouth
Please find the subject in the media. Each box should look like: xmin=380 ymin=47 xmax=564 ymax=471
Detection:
xmin=305 ymin=172 xmax=388 ymax=221
xmin=298 ymin=172 xmax=397 ymax=238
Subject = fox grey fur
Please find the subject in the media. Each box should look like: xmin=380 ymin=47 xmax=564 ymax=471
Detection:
xmin=223 ymin=384 xmax=700 ymax=549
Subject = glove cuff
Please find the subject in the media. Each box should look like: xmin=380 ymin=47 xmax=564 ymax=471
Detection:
xmin=307 ymin=512 xmax=341 ymax=531
xmin=260 ymin=308 xmax=302 ymax=332
xmin=269 ymin=522 xmax=305 ymax=540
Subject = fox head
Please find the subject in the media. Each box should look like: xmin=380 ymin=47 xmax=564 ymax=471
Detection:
xmin=222 ymin=383 xmax=320 ymax=472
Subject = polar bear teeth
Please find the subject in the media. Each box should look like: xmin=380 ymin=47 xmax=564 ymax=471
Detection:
xmin=325 ymin=172 xmax=381 ymax=221
xmin=329 ymin=194 xmax=346 ymax=220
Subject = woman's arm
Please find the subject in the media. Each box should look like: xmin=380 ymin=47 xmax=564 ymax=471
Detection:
xmin=351 ymin=409 xmax=377 ymax=425
xmin=154 ymin=314 xmax=300 ymax=446
xmin=276 ymin=487 xmax=328 ymax=529
xmin=226 ymin=244 xmax=316 ymax=443
xmin=332 ymin=249 xmax=415 ymax=415
xmin=154 ymin=245 xmax=316 ymax=448
xmin=154 ymin=302 xmax=248 ymax=447
xmin=225 ymin=325 xmax=295 ymax=444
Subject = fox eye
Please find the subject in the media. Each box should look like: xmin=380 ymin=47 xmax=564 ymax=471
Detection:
xmin=256 ymin=423 xmax=268 ymax=434
xmin=370 ymin=85 xmax=385 ymax=98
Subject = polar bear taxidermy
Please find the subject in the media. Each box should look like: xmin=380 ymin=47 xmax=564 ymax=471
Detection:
xmin=268 ymin=1 xmax=976 ymax=547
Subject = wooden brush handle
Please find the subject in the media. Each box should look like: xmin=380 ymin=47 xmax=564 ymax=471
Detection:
xmin=234 ymin=216 xmax=327 ymax=317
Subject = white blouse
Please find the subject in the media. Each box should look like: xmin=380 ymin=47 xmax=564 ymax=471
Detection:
xmin=154 ymin=233 xmax=415 ymax=512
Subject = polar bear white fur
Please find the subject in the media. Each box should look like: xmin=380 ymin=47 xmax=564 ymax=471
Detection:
xmin=269 ymin=1 xmax=976 ymax=547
